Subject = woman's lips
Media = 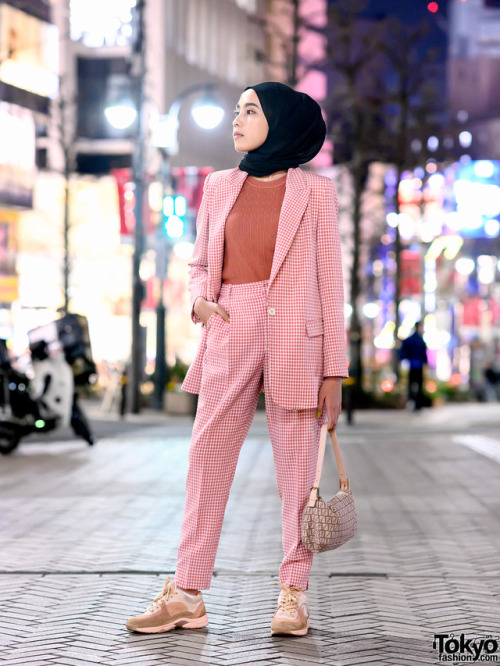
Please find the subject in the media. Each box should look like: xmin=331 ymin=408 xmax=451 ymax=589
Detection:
xmin=233 ymin=133 xmax=243 ymax=138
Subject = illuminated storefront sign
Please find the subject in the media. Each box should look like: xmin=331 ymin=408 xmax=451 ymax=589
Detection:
xmin=110 ymin=168 xmax=136 ymax=240
xmin=448 ymin=160 xmax=500 ymax=238
xmin=425 ymin=236 xmax=463 ymax=261
xmin=374 ymin=160 xmax=500 ymax=379
xmin=70 ymin=0 xmax=136 ymax=47
xmin=386 ymin=161 xmax=500 ymax=242
xmin=0 ymin=3 xmax=59 ymax=99
xmin=400 ymin=250 xmax=421 ymax=297
xmin=111 ymin=166 xmax=212 ymax=242
xmin=424 ymin=258 xmax=437 ymax=313
xmin=0 ymin=102 xmax=35 ymax=208
xmin=0 ymin=208 xmax=19 ymax=304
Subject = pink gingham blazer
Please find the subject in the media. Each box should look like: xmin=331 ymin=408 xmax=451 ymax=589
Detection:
xmin=181 ymin=166 xmax=349 ymax=410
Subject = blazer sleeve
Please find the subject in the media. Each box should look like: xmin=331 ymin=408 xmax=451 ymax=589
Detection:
xmin=317 ymin=178 xmax=349 ymax=378
xmin=187 ymin=171 xmax=213 ymax=324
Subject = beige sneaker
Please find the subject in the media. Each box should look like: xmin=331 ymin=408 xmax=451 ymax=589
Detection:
xmin=126 ymin=576 xmax=208 ymax=633
xmin=270 ymin=583 xmax=310 ymax=636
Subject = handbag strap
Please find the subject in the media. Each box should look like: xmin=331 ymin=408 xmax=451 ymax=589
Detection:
xmin=308 ymin=424 xmax=349 ymax=507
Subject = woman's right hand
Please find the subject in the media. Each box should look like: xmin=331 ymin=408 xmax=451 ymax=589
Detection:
xmin=194 ymin=297 xmax=230 ymax=326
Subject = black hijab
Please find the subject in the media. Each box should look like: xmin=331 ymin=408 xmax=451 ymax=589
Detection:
xmin=237 ymin=82 xmax=327 ymax=178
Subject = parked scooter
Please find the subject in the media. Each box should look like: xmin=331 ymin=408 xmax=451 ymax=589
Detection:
xmin=30 ymin=338 xmax=95 ymax=447
xmin=0 ymin=314 xmax=97 ymax=455
xmin=0 ymin=339 xmax=60 ymax=455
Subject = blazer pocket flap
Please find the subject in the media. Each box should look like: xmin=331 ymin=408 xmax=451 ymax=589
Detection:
xmin=305 ymin=319 xmax=324 ymax=337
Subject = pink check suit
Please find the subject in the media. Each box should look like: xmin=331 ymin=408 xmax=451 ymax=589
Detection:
xmin=176 ymin=166 xmax=349 ymax=591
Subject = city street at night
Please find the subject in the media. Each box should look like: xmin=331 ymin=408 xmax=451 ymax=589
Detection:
xmin=1 ymin=0 xmax=500 ymax=663
xmin=0 ymin=403 xmax=499 ymax=665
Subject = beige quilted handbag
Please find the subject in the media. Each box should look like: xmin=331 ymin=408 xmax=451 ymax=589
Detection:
xmin=301 ymin=424 xmax=358 ymax=553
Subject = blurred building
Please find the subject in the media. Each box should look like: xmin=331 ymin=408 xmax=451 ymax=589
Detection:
xmin=266 ymin=0 xmax=332 ymax=167
xmin=64 ymin=0 xmax=267 ymax=175
xmin=359 ymin=158 xmax=500 ymax=397
xmin=4 ymin=0 xmax=273 ymax=374
xmin=0 ymin=0 xmax=58 ymax=338
xmin=448 ymin=0 xmax=500 ymax=158
xmin=1 ymin=0 xmax=345 ymax=391
xmin=310 ymin=0 xmax=500 ymax=398
xmin=163 ymin=0 xmax=266 ymax=171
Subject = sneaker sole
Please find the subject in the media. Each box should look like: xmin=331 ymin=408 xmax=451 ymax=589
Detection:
xmin=271 ymin=618 xmax=310 ymax=636
xmin=127 ymin=614 xmax=209 ymax=633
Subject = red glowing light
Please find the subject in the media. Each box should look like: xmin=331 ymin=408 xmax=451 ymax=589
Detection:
xmin=427 ymin=2 xmax=439 ymax=12
xmin=381 ymin=379 xmax=394 ymax=393
xmin=449 ymin=373 xmax=462 ymax=387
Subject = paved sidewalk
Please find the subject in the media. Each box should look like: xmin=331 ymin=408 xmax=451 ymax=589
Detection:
xmin=0 ymin=403 xmax=499 ymax=665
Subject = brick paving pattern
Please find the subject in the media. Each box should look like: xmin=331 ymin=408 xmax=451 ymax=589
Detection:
xmin=0 ymin=404 xmax=499 ymax=665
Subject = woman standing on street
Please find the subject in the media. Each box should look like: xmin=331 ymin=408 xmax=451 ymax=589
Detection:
xmin=126 ymin=82 xmax=349 ymax=637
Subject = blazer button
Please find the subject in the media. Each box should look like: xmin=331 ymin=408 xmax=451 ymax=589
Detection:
xmin=268 ymin=307 xmax=276 ymax=315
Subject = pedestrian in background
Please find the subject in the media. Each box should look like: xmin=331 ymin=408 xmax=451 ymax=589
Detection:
xmin=484 ymin=362 xmax=500 ymax=401
xmin=119 ymin=363 xmax=128 ymax=418
xmin=399 ymin=320 xmax=428 ymax=411
xmin=126 ymin=82 xmax=349 ymax=637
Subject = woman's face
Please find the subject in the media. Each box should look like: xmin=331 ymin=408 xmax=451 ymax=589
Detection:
xmin=233 ymin=88 xmax=269 ymax=153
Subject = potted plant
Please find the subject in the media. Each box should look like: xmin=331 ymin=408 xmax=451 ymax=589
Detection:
xmin=164 ymin=356 xmax=198 ymax=415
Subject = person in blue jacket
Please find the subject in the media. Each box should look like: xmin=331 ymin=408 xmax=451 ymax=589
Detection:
xmin=399 ymin=320 xmax=428 ymax=411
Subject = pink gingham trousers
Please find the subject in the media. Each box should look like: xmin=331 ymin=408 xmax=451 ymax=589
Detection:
xmin=175 ymin=279 xmax=327 ymax=591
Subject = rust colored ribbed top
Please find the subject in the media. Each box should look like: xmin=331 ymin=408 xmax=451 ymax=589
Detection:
xmin=221 ymin=174 xmax=287 ymax=284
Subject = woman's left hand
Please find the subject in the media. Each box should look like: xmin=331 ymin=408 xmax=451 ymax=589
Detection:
xmin=317 ymin=377 xmax=342 ymax=430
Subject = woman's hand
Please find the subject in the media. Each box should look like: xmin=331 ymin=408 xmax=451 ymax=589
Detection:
xmin=317 ymin=377 xmax=342 ymax=430
xmin=194 ymin=297 xmax=230 ymax=326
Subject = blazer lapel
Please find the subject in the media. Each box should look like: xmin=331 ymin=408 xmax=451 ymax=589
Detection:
xmin=268 ymin=167 xmax=309 ymax=289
